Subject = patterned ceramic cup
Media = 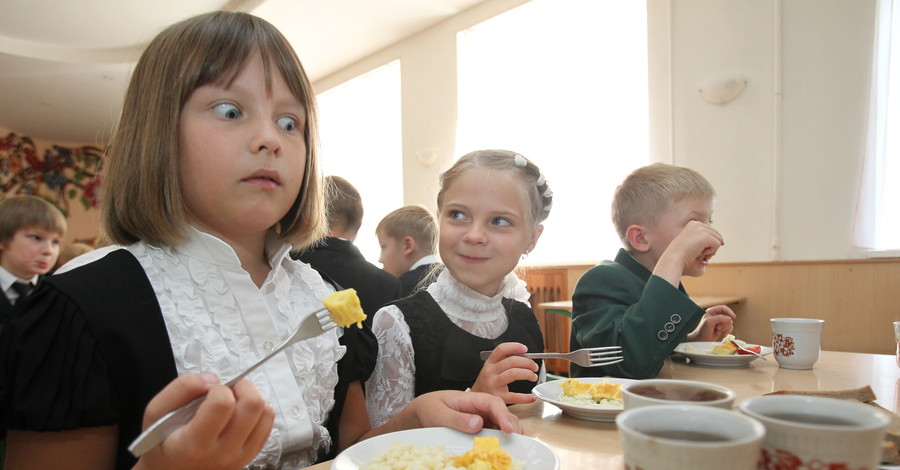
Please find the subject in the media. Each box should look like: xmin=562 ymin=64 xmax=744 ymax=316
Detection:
xmin=894 ymin=321 xmax=900 ymax=368
xmin=616 ymin=404 xmax=765 ymax=470
xmin=739 ymin=395 xmax=891 ymax=470
xmin=770 ymin=318 xmax=824 ymax=370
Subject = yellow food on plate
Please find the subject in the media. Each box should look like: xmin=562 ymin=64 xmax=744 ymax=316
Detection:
xmin=559 ymin=378 xmax=622 ymax=400
xmin=710 ymin=334 xmax=741 ymax=355
xmin=360 ymin=436 xmax=522 ymax=470
xmin=322 ymin=288 xmax=366 ymax=328
xmin=452 ymin=437 xmax=514 ymax=470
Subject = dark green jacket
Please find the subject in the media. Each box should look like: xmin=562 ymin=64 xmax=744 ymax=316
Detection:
xmin=570 ymin=249 xmax=705 ymax=379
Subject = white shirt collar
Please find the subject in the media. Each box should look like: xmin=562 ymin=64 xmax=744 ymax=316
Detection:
xmin=409 ymin=254 xmax=439 ymax=271
xmin=0 ymin=265 xmax=37 ymax=292
xmin=173 ymin=227 xmax=292 ymax=270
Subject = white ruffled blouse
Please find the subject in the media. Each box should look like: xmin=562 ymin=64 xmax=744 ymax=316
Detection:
xmin=365 ymin=269 xmax=534 ymax=427
xmin=126 ymin=228 xmax=342 ymax=469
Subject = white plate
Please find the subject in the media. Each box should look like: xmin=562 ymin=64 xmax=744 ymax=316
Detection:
xmin=331 ymin=427 xmax=559 ymax=470
xmin=673 ymin=342 xmax=773 ymax=367
xmin=532 ymin=377 xmax=635 ymax=422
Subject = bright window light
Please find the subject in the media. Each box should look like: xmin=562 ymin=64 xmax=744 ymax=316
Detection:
xmin=856 ymin=0 xmax=900 ymax=253
xmin=316 ymin=60 xmax=403 ymax=264
xmin=456 ymin=0 xmax=649 ymax=265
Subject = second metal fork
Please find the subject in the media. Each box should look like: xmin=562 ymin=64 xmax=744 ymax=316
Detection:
xmin=479 ymin=346 xmax=623 ymax=368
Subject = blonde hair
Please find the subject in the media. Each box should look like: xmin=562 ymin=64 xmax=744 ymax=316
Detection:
xmin=54 ymin=242 xmax=95 ymax=270
xmin=376 ymin=205 xmax=437 ymax=256
xmin=101 ymin=11 xmax=325 ymax=249
xmin=612 ymin=162 xmax=716 ymax=248
xmin=436 ymin=149 xmax=552 ymax=229
xmin=0 ymin=195 xmax=67 ymax=245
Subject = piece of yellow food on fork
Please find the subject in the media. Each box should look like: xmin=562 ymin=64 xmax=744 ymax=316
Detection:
xmin=322 ymin=288 xmax=366 ymax=328
xmin=451 ymin=436 xmax=513 ymax=470
xmin=560 ymin=378 xmax=622 ymax=400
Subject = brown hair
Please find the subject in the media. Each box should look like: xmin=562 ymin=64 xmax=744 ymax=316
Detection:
xmin=436 ymin=149 xmax=552 ymax=230
xmin=101 ymin=11 xmax=325 ymax=249
xmin=376 ymin=204 xmax=437 ymax=256
xmin=612 ymin=162 xmax=716 ymax=248
xmin=324 ymin=175 xmax=363 ymax=235
xmin=0 ymin=195 xmax=67 ymax=245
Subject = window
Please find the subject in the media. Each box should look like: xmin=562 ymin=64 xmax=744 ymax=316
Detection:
xmin=456 ymin=0 xmax=649 ymax=265
xmin=316 ymin=60 xmax=403 ymax=263
xmin=856 ymin=0 xmax=900 ymax=253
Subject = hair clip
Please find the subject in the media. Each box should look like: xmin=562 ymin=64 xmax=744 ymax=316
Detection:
xmin=543 ymin=201 xmax=553 ymax=212
xmin=543 ymin=187 xmax=553 ymax=198
xmin=537 ymin=173 xmax=546 ymax=186
xmin=514 ymin=154 xmax=527 ymax=167
xmin=438 ymin=170 xmax=446 ymax=182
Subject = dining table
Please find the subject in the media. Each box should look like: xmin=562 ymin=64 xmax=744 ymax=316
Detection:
xmin=305 ymin=349 xmax=900 ymax=469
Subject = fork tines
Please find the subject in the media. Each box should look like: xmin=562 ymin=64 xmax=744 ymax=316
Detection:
xmin=586 ymin=346 xmax=622 ymax=356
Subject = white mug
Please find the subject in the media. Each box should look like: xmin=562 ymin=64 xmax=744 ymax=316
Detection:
xmin=616 ymin=404 xmax=765 ymax=470
xmin=770 ymin=317 xmax=824 ymax=369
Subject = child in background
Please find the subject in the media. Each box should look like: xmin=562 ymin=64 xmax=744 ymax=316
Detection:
xmin=367 ymin=150 xmax=550 ymax=427
xmin=0 ymin=195 xmax=66 ymax=326
xmin=570 ymin=163 xmax=735 ymax=379
xmin=375 ymin=204 xmax=441 ymax=296
xmin=0 ymin=12 xmax=520 ymax=470
xmin=53 ymin=241 xmax=95 ymax=272
xmin=293 ymin=175 xmax=402 ymax=320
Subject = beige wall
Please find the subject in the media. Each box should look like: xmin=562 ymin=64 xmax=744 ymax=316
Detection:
xmin=4 ymin=0 xmax=882 ymax=265
xmin=314 ymin=0 xmax=879 ymax=264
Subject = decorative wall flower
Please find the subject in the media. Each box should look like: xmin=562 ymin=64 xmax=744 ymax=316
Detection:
xmin=0 ymin=132 xmax=103 ymax=215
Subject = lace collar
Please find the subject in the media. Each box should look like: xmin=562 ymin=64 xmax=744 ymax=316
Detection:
xmin=426 ymin=269 xmax=531 ymax=323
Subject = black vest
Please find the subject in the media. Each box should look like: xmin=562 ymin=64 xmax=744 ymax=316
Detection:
xmin=393 ymin=291 xmax=544 ymax=396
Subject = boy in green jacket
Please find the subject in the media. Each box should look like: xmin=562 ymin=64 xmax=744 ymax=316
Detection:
xmin=570 ymin=163 xmax=735 ymax=379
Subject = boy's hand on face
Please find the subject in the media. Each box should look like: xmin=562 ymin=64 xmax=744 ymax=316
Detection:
xmin=654 ymin=221 xmax=724 ymax=286
xmin=471 ymin=342 xmax=538 ymax=405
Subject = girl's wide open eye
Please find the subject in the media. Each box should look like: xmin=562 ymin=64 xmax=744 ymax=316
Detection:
xmin=492 ymin=217 xmax=512 ymax=227
xmin=276 ymin=116 xmax=298 ymax=132
xmin=447 ymin=209 xmax=466 ymax=221
xmin=212 ymin=103 xmax=241 ymax=120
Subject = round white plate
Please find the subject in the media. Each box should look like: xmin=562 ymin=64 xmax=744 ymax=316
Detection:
xmin=673 ymin=342 xmax=773 ymax=367
xmin=531 ymin=377 xmax=635 ymax=422
xmin=331 ymin=427 xmax=559 ymax=470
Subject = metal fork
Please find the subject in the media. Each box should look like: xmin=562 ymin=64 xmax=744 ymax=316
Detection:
xmin=128 ymin=308 xmax=337 ymax=457
xmin=479 ymin=346 xmax=623 ymax=368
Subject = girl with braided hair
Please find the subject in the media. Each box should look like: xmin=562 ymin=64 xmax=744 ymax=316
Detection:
xmin=366 ymin=149 xmax=553 ymax=427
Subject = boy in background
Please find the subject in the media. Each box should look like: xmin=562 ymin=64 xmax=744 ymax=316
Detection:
xmin=570 ymin=163 xmax=735 ymax=379
xmin=375 ymin=205 xmax=441 ymax=296
xmin=0 ymin=195 xmax=67 ymax=326
xmin=292 ymin=176 xmax=401 ymax=320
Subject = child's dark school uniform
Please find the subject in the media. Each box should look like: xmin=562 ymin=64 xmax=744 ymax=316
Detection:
xmin=365 ymin=270 xmax=543 ymax=427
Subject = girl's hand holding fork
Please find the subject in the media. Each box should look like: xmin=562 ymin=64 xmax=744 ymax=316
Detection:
xmin=471 ymin=342 xmax=539 ymax=405
xmin=134 ymin=374 xmax=275 ymax=470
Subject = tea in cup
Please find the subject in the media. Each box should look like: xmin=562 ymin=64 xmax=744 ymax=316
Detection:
xmin=739 ymin=395 xmax=891 ymax=470
xmin=622 ymin=379 xmax=736 ymax=409
xmin=616 ymin=404 xmax=764 ymax=470
xmin=770 ymin=317 xmax=824 ymax=369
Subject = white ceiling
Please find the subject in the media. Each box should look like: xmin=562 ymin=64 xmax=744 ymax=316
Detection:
xmin=0 ymin=0 xmax=486 ymax=143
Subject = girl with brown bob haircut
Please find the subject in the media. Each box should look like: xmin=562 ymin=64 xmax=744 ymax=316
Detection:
xmin=1 ymin=11 xmax=521 ymax=470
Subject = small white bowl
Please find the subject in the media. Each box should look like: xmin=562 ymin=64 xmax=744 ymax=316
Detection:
xmin=622 ymin=379 xmax=736 ymax=409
